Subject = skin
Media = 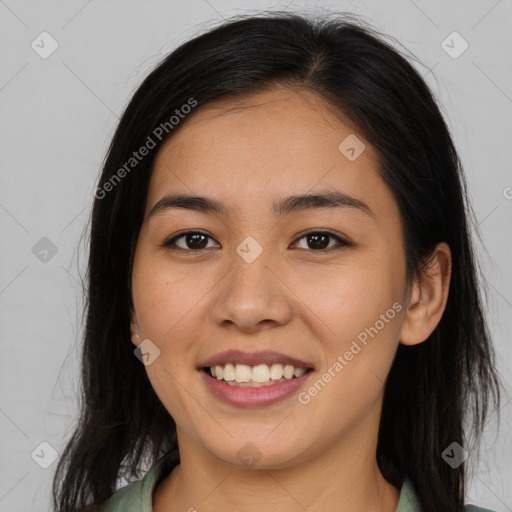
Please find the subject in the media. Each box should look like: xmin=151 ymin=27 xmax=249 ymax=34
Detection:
xmin=130 ymin=86 xmax=451 ymax=512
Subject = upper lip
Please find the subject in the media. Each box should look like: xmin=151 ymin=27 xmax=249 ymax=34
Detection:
xmin=198 ymin=350 xmax=314 ymax=370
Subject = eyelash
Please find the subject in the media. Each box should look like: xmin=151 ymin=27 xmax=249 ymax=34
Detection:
xmin=160 ymin=228 xmax=353 ymax=253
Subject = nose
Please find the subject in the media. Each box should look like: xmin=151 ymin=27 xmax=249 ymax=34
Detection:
xmin=210 ymin=245 xmax=294 ymax=333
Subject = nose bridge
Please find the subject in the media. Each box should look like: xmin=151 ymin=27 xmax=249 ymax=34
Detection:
xmin=237 ymin=241 xmax=277 ymax=285
xmin=210 ymin=236 xmax=293 ymax=331
xmin=229 ymin=235 xmax=277 ymax=301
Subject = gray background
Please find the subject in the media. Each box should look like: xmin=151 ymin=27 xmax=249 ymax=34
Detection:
xmin=0 ymin=0 xmax=511 ymax=510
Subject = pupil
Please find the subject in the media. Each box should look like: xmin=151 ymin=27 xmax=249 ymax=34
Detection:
xmin=188 ymin=233 xmax=208 ymax=249
xmin=309 ymin=233 xmax=329 ymax=249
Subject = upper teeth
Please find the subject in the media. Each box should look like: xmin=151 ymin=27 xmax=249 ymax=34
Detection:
xmin=211 ymin=363 xmax=307 ymax=383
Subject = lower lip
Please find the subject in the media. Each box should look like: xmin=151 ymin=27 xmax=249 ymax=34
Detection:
xmin=199 ymin=369 xmax=313 ymax=407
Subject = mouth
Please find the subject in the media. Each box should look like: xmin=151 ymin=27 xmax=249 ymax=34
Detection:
xmin=202 ymin=363 xmax=313 ymax=387
xmin=198 ymin=350 xmax=314 ymax=387
xmin=197 ymin=350 xmax=315 ymax=407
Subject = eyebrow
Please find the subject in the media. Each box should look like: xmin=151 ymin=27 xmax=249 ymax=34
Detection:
xmin=147 ymin=190 xmax=373 ymax=219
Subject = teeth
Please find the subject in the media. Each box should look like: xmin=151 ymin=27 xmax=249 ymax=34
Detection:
xmin=223 ymin=363 xmax=235 ymax=381
xmin=283 ymin=364 xmax=294 ymax=379
xmin=294 ymin=367 xmax=307 ymax=377
xmin=252 ymin=364 xmax=270 ymax=383
xmin=235 ymin=364 xmax=251 ymax=383
xmin=269 ymin=363 xmax=283 ymax=380
xmin=207 ymin=363 xmax=309 ymax=385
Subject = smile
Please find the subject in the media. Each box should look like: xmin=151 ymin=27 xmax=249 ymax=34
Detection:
xmin=206 ymin=363 xmax=309 ymax=386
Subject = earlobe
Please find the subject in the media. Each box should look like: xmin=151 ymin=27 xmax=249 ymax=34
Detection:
xmin=400 ymin=242 xmax=452 ymax=346
xmin=130 ymin=313 xmax=141 ymax=347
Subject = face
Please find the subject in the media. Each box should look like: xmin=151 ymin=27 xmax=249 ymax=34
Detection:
xmin=130 ymin=86 xmax=409 ymax=468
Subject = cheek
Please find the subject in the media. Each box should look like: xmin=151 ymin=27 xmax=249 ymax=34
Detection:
xmin=131 ymin=252 xmax=212 ymax=423
xmin=130 ymin=260 xmax=210 ymax=421
xmin=301 ymin=249 xmax=405 ymax=394
xmin=132 ymin=250 xmax=208 ymax=341
xmin=306 ymin=251 xmax=404 ymax=336
xmin=298 ymin=272 xmax=403 ymax=436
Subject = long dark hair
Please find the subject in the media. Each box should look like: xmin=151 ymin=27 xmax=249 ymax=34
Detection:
xmin=52 ymin=11 xmax=501 ymax=512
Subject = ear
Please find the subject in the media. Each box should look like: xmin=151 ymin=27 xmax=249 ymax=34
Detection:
xmin=130 ymin=310 xmax=141 ymax=348
xmin=400 ymin=242 xmax=452 ymax=346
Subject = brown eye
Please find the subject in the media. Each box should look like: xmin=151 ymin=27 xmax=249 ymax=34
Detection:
xmin=161 ymin=231 xmax=219 ymax=251
xmin=304 ymin=233 xmax=330 ymax=250
xmin=292 ymin=230 xmax=352 ymax=251
xmin=161 ymin=229 xmax=351 ymax=253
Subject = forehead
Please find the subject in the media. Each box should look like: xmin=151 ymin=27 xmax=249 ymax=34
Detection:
xmin=148 ymin=86 xmax=386 ymax=216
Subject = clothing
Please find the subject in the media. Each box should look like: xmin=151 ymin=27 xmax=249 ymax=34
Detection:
xmin=104 ymin=449 xmax=495 ymax=512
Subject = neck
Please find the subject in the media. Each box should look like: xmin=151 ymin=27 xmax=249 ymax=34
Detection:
xmin=153 ymin=408 xmax=399 ymax=512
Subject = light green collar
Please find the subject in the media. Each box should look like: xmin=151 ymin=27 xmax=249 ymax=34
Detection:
xmin=395 ymin=478 xmax=421 ymax=511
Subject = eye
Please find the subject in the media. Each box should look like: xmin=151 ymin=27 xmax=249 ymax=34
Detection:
xmin=291 ymin=229 xmax=352 ymax=251
xmin=160 ymin=229 xmax=352 ymax=252
xmin=160 ymin=230 xmax=220 ymax=251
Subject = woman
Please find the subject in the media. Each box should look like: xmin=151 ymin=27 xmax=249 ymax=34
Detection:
xmin=52 ymin=11 xmax=501 ymax=512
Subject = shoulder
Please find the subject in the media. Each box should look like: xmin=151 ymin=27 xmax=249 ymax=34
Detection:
xmin=465 ymin=506 xmax=497 ymax=512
